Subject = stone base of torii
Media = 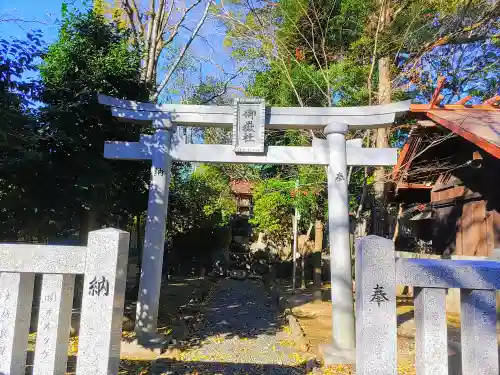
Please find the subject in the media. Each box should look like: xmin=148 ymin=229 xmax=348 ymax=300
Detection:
xmin=98 ymin=94 xmax=410 ymax=363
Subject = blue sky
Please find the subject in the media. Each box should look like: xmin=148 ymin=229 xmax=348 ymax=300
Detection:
xmin=0 ymin=0 xmax=64 ymax=43
xmin=1 ymin=0 xmax=245 ymax=103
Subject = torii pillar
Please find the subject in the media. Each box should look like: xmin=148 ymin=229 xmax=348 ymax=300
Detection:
xmin=136 ymin=121 xmax=176 ymax=344
xmin=322 ymin=123 xmax=356 ymax=362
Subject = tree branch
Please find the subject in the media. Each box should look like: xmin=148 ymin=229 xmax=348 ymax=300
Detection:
xmin=164 ymin=0 xmax=202 ymax=44
xmin=153 ymin=0 xmax=212 ymax=101
xmin=367 ymin=1 xmax=383 ymax=106
xmin=122 ymin=0 xmax=140 ymax=45
xmin=160 ymin=0 xmax=175 ymax=36
xmin=0 ymin=18 xmax=46 ymax=24
xmin=199 ymin=69 xmax=243 ymax=104
xmin=146 ymin=0 xmax=166 ymax=82
xmin=294 ymin=0 xmax=331 ymax=103
xmin=126 ymin=0 xmax=144 ymax=35
xmin=143 ymin=0 xmax=156 ymax=78
xmin=409 ymin=3 xmax=500 ymax=65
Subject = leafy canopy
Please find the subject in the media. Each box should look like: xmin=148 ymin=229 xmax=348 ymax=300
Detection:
xmin=37 ymin=7 xmax=150 ymax=238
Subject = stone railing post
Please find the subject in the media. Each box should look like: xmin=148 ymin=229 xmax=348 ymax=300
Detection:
xmin=460 ymin=289 xmax=498 ymax=374
xmin=413 ymin=286 xmax=448 ymax=374
xmin=0 ymin=273 xmax=35 ymax=375
xmin=33 ymin=274 xmax=75 ymax=375
xmin=76 ymin=228 xmax=130 ymax=375
xmin=355 ymin=235 xmax=397 ymax=375
xmin=396 ymin=256 xmax=500 ymax=375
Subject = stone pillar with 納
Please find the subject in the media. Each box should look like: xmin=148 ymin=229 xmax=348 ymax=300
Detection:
xmin=76 ymin=229 xmax=130 ymax=375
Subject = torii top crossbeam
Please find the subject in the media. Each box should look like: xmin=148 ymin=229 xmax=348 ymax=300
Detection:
xmin=98 ymin=94 xmax=410 ymax=129
xmin=99 ymin=94 xmax=410 ymax=166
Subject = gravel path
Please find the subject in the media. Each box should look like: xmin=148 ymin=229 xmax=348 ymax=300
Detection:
xmin=151 ymin=278 xmax=311 ymax=375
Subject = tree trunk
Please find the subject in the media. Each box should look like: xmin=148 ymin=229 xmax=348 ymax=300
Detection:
xmin=371 ymin=0 xmax=392 ymax=237
xmin=392 ymin=204 xmax=403 ymax=243
xmin=354 ymin=165 xmax=370 ymax=239
xmin=120 ymin=0 xmax=212 ymax=100
xmin=372 ymin=57 xmax=391 ymax=236
xmin=75 ymin=209 xmax=99 ymax=310
xmin=301 ymin=254 xmax=306 ymax=289
xmin=301 ymin=222 xmax=313 ymax=289
xmin=313 ymin=220 xmax=323 ymax=300
xmin=78 ymin=209 xmax=99 ymax=245
xmin=292 ymin=214 xmax=297 ymax=292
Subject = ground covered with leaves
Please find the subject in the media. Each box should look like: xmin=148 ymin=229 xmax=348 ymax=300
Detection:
xmin=150 ymin=278 xmax=314 ymax=374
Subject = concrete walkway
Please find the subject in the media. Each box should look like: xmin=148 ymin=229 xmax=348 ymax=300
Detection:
xmin=151 ymin=278 xmax=312 ymax=374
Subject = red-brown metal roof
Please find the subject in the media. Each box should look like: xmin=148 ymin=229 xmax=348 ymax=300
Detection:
xmin=230 ymin=180 xmax=253 ymax=195
xmin=393 ymin=109 xmax=500 ymax=189
xmin=425 ymin=110 xmax=500 ymax=159
xmin=392 ymin=132 xmax=421 ymax=184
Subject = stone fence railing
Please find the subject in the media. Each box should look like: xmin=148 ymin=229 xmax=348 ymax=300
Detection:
xmin=356 ymin=235 xmax=499 ymax=375
xmin=0 ymin=228 xmax=129 ymax=375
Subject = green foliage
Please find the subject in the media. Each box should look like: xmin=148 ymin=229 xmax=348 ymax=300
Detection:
xmin=249 ymin=62 xmax=327 ymax=107
xmin=245 ymin=47 xmax=369 ymax=237
xmin=295 ymin=164 xmax=327 ymax=220
xmin=0 ymin=31 xmax=45 ymax=240
xmin=250 ymin=59 xmax=369 ymax=108
xmin=41 ymin=10 xmax=145 ymax=95
xmin=0 ymin=31 xmax=43 ymax=160
xmin=190 ymin=165 xmax=237 ymax=225
xmin=35 ymin=8 xmax=150 ymax=239
xmin=347 ymin=0 xmax=500 ymax=101
xmin=277 ymin=0 xmax=373 ymax=66
xmin=249 ymin=179 xmax=295 ymax=243
xmin=166 ymin=163 xmax=237 ymax=269
xmin=249 ymin=164 xmax=327 ymax=243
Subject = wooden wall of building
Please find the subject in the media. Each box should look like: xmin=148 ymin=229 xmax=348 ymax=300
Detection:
xmin=430 ymin=149 xmax=500 ymax=257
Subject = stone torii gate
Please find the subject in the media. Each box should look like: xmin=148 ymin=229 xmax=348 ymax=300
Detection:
xmin=98 ymin=94 xmax=410 ymax=363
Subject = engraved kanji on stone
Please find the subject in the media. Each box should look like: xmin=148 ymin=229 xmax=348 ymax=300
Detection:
xmin=88 ymin=276 xmax=110 ymax=297
xmin=335 ymin=172 xmax=345 ymax=182
xmin=370 ymin=284 xmax=389 ymax=306
xmin=242 ymin=121 xmax=255 ymax=133
xmin=0 ymin=327 xmax=7 ymax=338
xmin=155 ymin=168 xmax=165 ymax=176
xmin=0 ymin=346 xmax=5 ymax=355
xmin=243 ymin=132 xmax=256 ymax=143
xmin=243 ymin=109 xmax=256 ymax=120
xmin=0 ymin=309 xmax=10 ymax=319
xmin=43 ymin=336 xmax=50 ymax=345
xmin=44 ymin=292 xmax=57 ymax=303
xmin=40 ymin=349 xmax=49 ymax=359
